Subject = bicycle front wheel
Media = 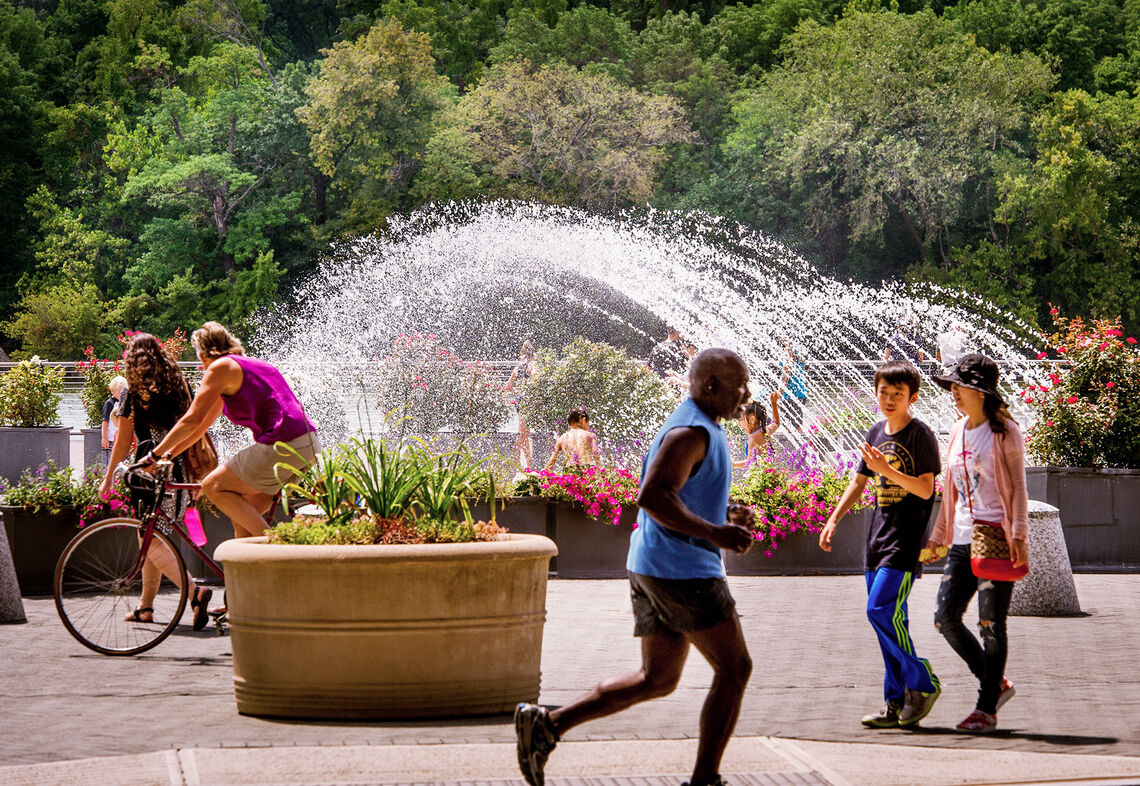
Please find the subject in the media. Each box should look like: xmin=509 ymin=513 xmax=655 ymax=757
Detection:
xmin=54 ymin=517 xmax=189 ymax=656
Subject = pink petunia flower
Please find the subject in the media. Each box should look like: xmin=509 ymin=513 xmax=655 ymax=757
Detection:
xmin=1067 ymin=396 xmax=1079 ymax=404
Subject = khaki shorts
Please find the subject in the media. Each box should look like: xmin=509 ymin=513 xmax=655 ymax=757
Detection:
xmin=227 ymin=432 xmax=321 ymax=496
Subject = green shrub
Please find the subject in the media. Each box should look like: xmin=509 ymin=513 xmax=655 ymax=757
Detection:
xmin=0 ymin=357 xmax=64 ymax=427
xmin=520 ymin=338 xmax=676 ymax=442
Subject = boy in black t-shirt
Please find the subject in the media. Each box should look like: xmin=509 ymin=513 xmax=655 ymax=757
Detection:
xmin=819 ymin=361 xmax=942 ymax=729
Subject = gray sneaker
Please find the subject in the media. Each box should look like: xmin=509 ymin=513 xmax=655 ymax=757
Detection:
xmin=861 ymin=700 xmax=903 ymax=728
xmin=898 ymin=685 xmax=942 ymax=727
xmin=514 ymin=703 xmax=558 ymax=785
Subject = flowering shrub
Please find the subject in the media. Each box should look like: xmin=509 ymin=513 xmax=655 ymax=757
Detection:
xmin=77 ymin=346 xmax=122 ymax=428
xmin=117 ymin=328 xmax=189 ymax=360
xmin=521 ymin=338 xmax=675 ymax=442
xmin=0 ymin=356 xmax=64 ymax=428
xmin=0 ymin=461 xmax=104 ymax=517
xmin=730 ymin=450 xmax=873 ymax=557
xmin=1023 ymin=311 xmax=1140 ymax=469
xmin=514 ymin=465 xmax=641 ymax=526
xmin=373 ymin=333 xmax=509 ymax=435
xmin=78 ymin=480 xmax=132 ymax=526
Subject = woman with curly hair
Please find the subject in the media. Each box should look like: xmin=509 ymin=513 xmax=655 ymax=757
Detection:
xmin=100 ymin=333 xmax=213 ymax=630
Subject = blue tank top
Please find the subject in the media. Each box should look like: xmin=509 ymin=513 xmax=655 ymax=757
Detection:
xmin=627 ymin=398 xmax=731 ymax=579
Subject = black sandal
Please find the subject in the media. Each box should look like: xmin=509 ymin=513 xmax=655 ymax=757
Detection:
xmin=191 ymin=587 xmax=213 ymax=631
xmin=125 ymin=607 xmax=154 ymax=623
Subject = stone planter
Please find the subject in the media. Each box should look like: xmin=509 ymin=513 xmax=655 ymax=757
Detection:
xmin=79 ymin=428 xmax=106 ymax=473
xmin=1026 ymin=466 xmax=1140 ymax=570
xmin=0 ymin=427 xmax=70 ymax=485
xmin=0 ymin=505 xmax=80 ymax=595
xmin=214 ymin=533 xmax=558 ymax=719
xmin=469 ymin=497 xmax=550 ymax=538
xmin=549 ymin=502 xmax=635 ymax=579
xmin=724 ymin=501 xmax=941 ymax=576
xmin=725 ymin=509 xmax=869 ymax=576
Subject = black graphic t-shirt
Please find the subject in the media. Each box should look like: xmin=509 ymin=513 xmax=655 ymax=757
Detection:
xmin=857 ymin=417 xmax=941 ymax=573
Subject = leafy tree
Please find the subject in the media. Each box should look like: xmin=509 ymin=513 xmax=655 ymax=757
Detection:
xmin=707 ymin=0 xmax=824 ymax=77
xmin=491 ymin=4 xmax=634 ymax=82
xmin=705 ymin=9 xmax=1052 ymax=279
xmin=298 ymin=18 xmax=450 ymax=233
xmin=0 ymin=3 xmax=50 ymax=328
xmin=946 ymin=0 xmax=1125 ymax=93
xmin=381 ymin=0 xmax=508 ymax=89
xmin=992 ymin=90 xmax=1140 ymax=333
xmin=2 ymin=282 xmax=107 ymax=360
xmin=446 ymin=59 xmax=694 ymax=207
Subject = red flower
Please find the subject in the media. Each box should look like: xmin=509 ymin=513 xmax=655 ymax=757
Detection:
xmin=1106 ymin=329 xmax=1122 ymax=337
xmin=1036 ymin=351 xmax=1047 ymax=360
xmin=1129 ymin=337 xmax=1138 ymax=344
xmin=1099 ymin=342 xmax=1109 ymax=351
xmin=1066 ymin=396 xmax=1079 ymax=404
xmin=1106 ymin=382 xmax=1116 ymax=389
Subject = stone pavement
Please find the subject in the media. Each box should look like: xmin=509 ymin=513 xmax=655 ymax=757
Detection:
xmin=1 ymin=574 xmax=1138 ymax=785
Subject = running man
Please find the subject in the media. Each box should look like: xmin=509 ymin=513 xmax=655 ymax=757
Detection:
xmin=515 ymin=348 xmax=756 ymax=786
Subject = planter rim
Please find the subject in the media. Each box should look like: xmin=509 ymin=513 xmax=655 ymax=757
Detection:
xmin=1 ymin=504 xmax=80 ymax=512
xmin=1027 ymin=465 xmax=1140 ymax=474
xmin=0 ymin=425 xmax=70 ymax=432
xmin=215 ymin=532 xmax=557 ymax=564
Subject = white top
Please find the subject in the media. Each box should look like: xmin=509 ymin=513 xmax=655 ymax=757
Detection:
xmin=950 ymin=422 xmax=1004 ymax=545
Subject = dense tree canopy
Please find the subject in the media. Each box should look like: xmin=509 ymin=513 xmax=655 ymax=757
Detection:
xmin=2 ymin=0 xmax=1140 ymax=358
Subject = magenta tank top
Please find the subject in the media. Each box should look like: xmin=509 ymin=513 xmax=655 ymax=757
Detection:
xmin=220 ymin=355 xmax=314 ymax=444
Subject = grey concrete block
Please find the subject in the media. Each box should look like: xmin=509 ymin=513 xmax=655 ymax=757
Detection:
xmin=0 ymin=510 xmax=27 ymax=623
xmin=1010 ymin=500 xmax=1082 ymax=617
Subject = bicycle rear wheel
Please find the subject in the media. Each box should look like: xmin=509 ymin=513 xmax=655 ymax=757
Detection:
xmin=54 ymin=517 xmax=189 ymax=656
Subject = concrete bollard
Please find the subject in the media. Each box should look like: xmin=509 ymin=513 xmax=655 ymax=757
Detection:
xmin=1010 ymin=500 xmax=1082 ymax=617
xmin=0 ymin=510 xmax=28 ymax=623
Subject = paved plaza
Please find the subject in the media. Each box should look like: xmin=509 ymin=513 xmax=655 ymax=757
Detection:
xmin=1 ymin=574 xmax=1138 ymax=785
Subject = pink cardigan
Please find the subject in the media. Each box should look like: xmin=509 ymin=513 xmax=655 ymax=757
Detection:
xmin=930 ymin=416 xmax=1029 ymax=545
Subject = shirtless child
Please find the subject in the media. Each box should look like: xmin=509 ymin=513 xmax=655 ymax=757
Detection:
xmin=545 ymin=408 xmax=600 ymax=469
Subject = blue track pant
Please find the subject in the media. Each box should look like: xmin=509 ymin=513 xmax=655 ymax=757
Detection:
xmin=866 ymin=568 xmax=940 ymax=702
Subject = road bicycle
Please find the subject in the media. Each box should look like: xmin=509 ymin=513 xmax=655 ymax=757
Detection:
xmin=52 ymin=459 xmax=279 ymax=656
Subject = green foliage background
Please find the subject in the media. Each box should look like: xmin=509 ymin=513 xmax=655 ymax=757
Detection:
xmin=2 ymin=0 xmax=1140 ymax=358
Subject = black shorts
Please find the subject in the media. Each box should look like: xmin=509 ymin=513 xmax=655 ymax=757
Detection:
xmin=629 ymin=572 xmax=737 ymax=637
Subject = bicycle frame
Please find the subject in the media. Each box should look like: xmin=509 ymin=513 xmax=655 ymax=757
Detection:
xmin=127 ymin=475 xmax=281 ymax=586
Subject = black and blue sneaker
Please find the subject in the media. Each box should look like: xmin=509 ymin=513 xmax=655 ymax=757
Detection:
xmin=514 ymin=702 xmax=558 ymax=786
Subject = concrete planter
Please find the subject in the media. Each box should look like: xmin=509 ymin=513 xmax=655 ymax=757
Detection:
xmin=1026 ymin=466 xmax=1140 ymax=570
xmin=79 ymin=428 xmax=106 ymax=474
xmin=549 ymin=502 xmax=635 ymax=579
xmin=0 ymin=505 xmax=80 ymax=595
xmin=214 ymin=533 xmax=558 ymax=719
xmin=0 ymin=427 xmax=70 ymax=484
xmin=725 ymin=509 xmax=870 ymax=576
xmin=469 ymin=497 xmax=550 ymax=538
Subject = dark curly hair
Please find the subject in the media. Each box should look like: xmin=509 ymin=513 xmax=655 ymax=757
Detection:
xmin=123 ymin=334 xmax=191 ymax=425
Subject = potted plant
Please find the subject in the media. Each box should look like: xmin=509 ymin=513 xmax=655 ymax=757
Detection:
xmin=76 ymin=346 xmax=122 ymax=472
xmin=0 ymin=357 xmax=68 ymax=485
xmin=1021 ymin=310 xmax=1140 ymax=569
xmin=213 ymin=437 xmax=557 ymax=719
xmin=506 ymin=465 xmax=641 ymax=578
xmin=0 ymin=462 xmax=122 ymax=594
xmin=725 ymin=447 xmax=875 ymax=575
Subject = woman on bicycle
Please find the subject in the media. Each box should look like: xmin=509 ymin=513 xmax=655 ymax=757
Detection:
xmin=142 ymin=321 xmax=320 ymax=544
xmin=99 ymin=333 xmax=213 ymax=630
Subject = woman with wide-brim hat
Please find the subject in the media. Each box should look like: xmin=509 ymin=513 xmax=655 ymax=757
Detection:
xmin=926 ymin=353 xmax=1029 ymax=733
